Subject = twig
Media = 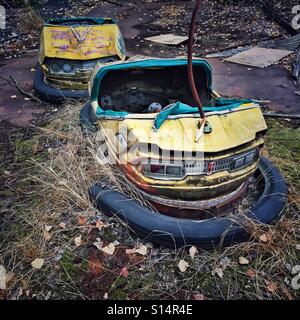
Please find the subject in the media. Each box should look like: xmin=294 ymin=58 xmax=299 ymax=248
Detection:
xmin=9 ymin=73 xmax=41 ymax=103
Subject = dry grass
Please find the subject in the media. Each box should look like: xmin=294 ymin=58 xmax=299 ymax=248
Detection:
xmin=21 ymin=4 xmax=43 ymax=34
xmin=0 ymin=103 xmax=299 ymax=300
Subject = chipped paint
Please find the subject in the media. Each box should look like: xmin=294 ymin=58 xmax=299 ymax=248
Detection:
xmin=39 ymin=24 xmax=126 ymax=63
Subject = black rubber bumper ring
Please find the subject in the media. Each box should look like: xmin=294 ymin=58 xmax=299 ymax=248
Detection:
xmin=34 ymin=64 xmax=89 ymax=103
xmin=89 ymin=157 xmax=288 ymax=249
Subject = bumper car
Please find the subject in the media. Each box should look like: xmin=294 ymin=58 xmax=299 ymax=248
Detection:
xmin=80 ymin=1 xmax=288 ymax=248
xmin=81 ymin=57 xmax=288 ymax=248
xmin=34 ymin=17 xmax=126 ymax=103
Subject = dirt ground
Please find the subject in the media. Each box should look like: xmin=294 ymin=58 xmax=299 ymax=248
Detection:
xmin=0 ymin=0 xmax=300 ymax=300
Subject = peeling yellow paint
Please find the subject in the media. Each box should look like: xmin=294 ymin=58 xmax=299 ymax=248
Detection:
xmin=39 ymin=24 xmax=125 ymax=64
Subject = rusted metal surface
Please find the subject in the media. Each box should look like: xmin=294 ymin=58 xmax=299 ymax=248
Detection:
xmin=187 ymin=0 xmax=204 ymax=119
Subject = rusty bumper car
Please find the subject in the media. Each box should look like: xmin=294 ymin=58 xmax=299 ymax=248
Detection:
xmin=34 ymin=17 xmax=126 ymax=103
xmin=81 ymin=57 xmax=288 ymax=248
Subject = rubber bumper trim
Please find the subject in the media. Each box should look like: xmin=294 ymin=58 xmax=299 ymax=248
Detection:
xmin=34 ymin=64 xmax=89 ymax=103
xmin=89 ymin=157 xmax=288 ymax=249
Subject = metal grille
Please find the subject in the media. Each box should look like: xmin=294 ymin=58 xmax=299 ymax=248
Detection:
xmin=143 ymin=148 xmax=258 ymax=180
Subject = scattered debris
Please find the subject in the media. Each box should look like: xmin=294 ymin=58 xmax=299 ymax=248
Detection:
xmin=212 ymin=267 xmax=224 ymax=279
xmin=103 ymin=292 xmax=109 ymax=300
xmin=95 ymin=220 xmax=109 ymax=230
xmin=145 ymin=34 xmax=188 ymax=45
xmin=74 ymin=235 xmax=82 ymax=247
xmin=77 ymin=215 xmax=87 ymax=226
xmin=178 ymin=260 xmax=189 ymax=273
xmin=9 ymin=73 xmax=41 ymax=103
xmin=126 ymin=245 xmax=148 ymax=256
xmin=189 ymin=246 xmax=198 ymax=258
xmin=101 ymin=243 xmax=116 ymax=255
xmin=193 ymin=294 xmax=205 ymax=300
xmin=259 ymin=233 xmax=270 ymax=243
xmin=0 ymin=265 xmax=6 ymax=290
xmin=266 ymin=281 xmax=278 ymax=293
xmin=225 ymin=47 xmax=293 ymax=68
xmin=31 ymin=258 xmax=45 ymax=270
xmin=220 ymin=256 xmax=231 ymax=270
xmin=45 ymin=226 xmax=53 ymax=232
xmin=239 ymin=257 xmax=250 ymax=265
xmin=247 ymin=269 xmax=255 ymax=279
xmin=93 ymin=238 xmax=103 ymax=250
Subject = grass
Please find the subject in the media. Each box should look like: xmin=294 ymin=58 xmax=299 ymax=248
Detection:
xmin=0 ymin=104 xmax=299 ymax=300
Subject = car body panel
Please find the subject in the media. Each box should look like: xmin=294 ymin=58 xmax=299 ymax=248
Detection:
xmin=97 ymin=105 xmax=266 ymax=153
xmin=39 ymin=20 xmax=125 ymax=64
xmin=36 ymin=17 xmax=126 ymax=93
xmin=87 ymin=58 xmax=267 ymax=204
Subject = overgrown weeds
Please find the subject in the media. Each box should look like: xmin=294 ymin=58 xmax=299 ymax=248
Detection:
xmin=0 ymin=104 xmax=299 ymax=300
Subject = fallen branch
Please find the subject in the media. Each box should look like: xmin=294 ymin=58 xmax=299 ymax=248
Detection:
xmin=9 ymin=73 xmax=41 ymax=103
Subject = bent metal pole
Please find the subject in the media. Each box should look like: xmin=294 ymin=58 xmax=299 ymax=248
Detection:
xmin=187 ymin=0 xmax=206 ymax=141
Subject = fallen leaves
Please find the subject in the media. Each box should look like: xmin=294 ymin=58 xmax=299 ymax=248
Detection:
xmin=178 ymin=260 xmax=189 ymax=273
xmin=93 ymin=238 xmax=103 ymax=250
xmin=77 ymin=216 xmax=87 ymax=226
xmin=239 ymin=257 xmax=250 ymax=265
xmin=247 ymin=269 xmax=255 ymax=279
xmin=88 ymin=259 xmax=103 ymax=276
xmin=125 ymin=245 xmax=148 ymax=256
xmin=43 ymin=230 xmax=51 ymax=241
xmin=31 ymin=258 xmax=44 ymax=270
xmin=101 ymin=243 xmax=116 ymax=255
xmin=43 ymin=225 xmax=52 ymax=241
xmin=193 ymin=293 xmax=205 ymax=300
xmin=189 ymin=246 xmax=198 ymax=258
xmin=259 ymin=233 xmax=272 ymax=243
xmin=0 ymin=265 xmax=6 ymax=290
xmin=212 ymin=267 xmax=224 ymax=279
xmin=220 ymin=256 xmax=231 ymax=270
xmin=45 ymin=226 xmax=53 ymax=232
xmin=266 ymin=281 xmax=278 ymax=293
xmin=95 ymin=220 xmax=109 ymax=230
xmin=74 ymin=235 xmax=82 ymax=247
xmin=120 ymin=267 xmax=129 ymax=277
xmin=103 ymin=292 xmax=108 ymax=300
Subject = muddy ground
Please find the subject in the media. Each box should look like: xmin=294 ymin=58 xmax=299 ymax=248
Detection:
xmin=0 ymin=0 xmax=300 ymax=300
